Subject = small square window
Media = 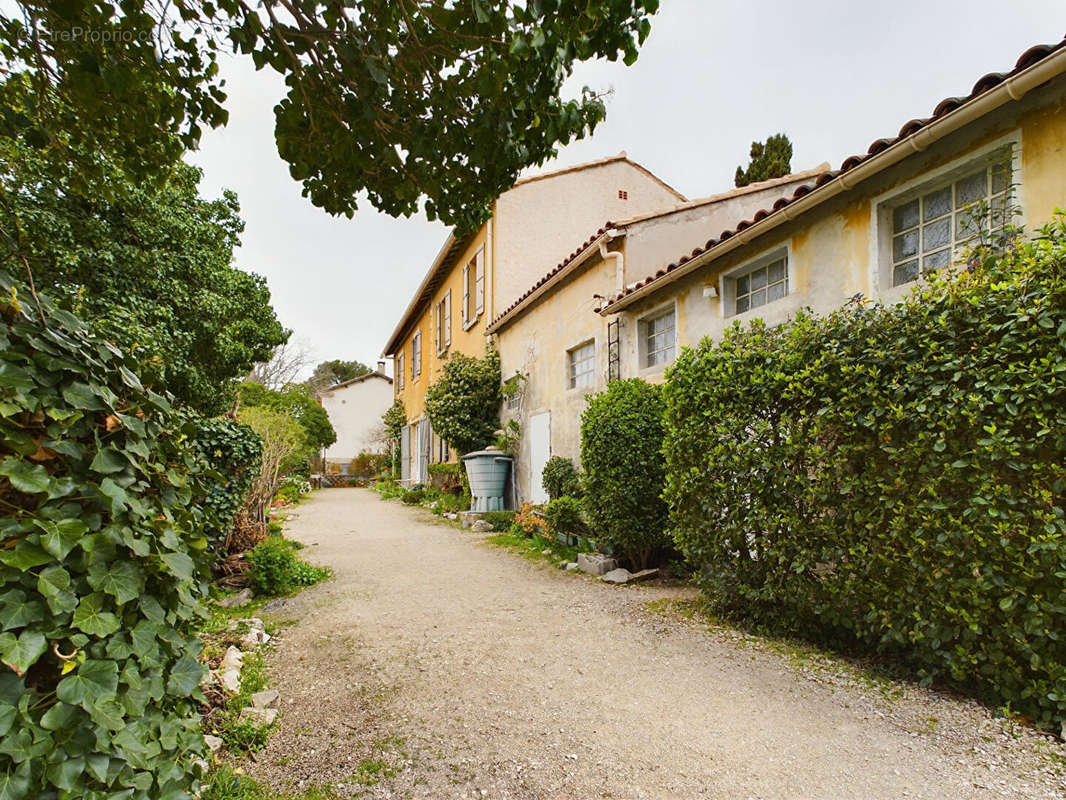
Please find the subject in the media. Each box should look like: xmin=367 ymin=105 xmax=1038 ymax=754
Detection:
xmin=567 ymin=341 xmax=596 ymax=389
xmin=643 ymin=310 xmax=675 ymax=368
xmin=887 ymin=156 xmax=1013 ymax=287
xmin=734 ymin=257 xmax=788 ymax=315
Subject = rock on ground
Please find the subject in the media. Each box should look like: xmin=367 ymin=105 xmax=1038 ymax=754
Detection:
xmin=240 ymin=490 xmax=1066 ymax=800
xmin=219 ymin=588 xmax=254 ymax=608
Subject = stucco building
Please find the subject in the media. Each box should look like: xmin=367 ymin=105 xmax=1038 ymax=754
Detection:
xmin=493 ymin=37 xmax=1066 ymax=506
xmin=319 ymin=369 xmax=394 ymax=472
xmin=381 ymin=154 xmax=687 ymax=484
xmin=598 ymin=39 xmax=1066 ymax=378
xmin=486 ymin=166 xmax=828 ymax=504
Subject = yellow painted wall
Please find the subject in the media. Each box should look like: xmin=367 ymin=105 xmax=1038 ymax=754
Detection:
xmin=393 ymin=225 xmax=490 ymax=430
xmin=617 ymin=77 xmax=1066 ymax=368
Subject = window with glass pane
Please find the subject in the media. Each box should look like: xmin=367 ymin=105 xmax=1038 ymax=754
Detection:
xmin=735 ymin=258 xmax=788 ymax=314
xmin=568 ymin=341 xmax=595 ymax=389
xmin=645 ymin=310 xmax=675 ymax=367
xmin=890 ymin=161 xmax=1011 ymax=287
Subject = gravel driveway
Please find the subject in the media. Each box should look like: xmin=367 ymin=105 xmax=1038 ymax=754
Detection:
xmin=244 ymin=489 xmax=1065 ymax=799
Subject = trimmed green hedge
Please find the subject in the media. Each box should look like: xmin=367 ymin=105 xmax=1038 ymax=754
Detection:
xmin=581 ymin=379 xmax=669 ymax=570
xmin=0 ymin=271 xmax=218 ymax=796
xmin=663 ymin=220 xmax=1066 ymax=730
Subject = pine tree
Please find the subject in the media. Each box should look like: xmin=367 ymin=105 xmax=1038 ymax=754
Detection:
xmin=735 ymin=133 xmax=794 ymax=187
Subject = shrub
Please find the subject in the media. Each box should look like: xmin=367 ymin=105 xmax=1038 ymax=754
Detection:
xmin=541 ymin=455 xmax=581 ymax=500
xmin=350 ymin=451 xmax=388 ymax=477
xmin=401 ymin=488 xmax=426 ymax=505
xmin=510 ymin=502 xmax=548 ymax=538
xmin=424 ymin=343 xmax=501 ymax=456
xmin=544 ymin=497 xmax=585 ymax=535
xmin=0 ymin=270 xmax=214 ymax=797
xmin=375 ymin=480 xmax=405 ymax=500
xmin=432 ymin=491 xmax=470 ymax=515
xmin=248 ymin=539 xmax=329 ymax=596
xmin=663 ymin=219 xmax=1066 ymax=731
xmin=481 ymin=511 xmax=516 ymax=531
xmin=581 ymin=379 xmax=669 ymax=570
xmin=275 ymin=474 xmax=311 ymax=505
xmin=238 ymin=406 xmax=306 ymax=525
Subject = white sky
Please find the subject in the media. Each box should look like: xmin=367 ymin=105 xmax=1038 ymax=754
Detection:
xmin=190 ymin=0 xmax=1066 ymax=372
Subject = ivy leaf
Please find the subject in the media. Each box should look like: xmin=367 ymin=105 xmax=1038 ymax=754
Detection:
xmin=0 ymin=631 xmax=46 ymax=676
xmin=0 ymin=543 xmax=52 ymax=571
xmin=98 ymin=477 xmax=129 ymax=513
xmin=89 ymin=447 xmax=128 ymax=474
xmin=72 ymin=593 xmax=120 ymax=637
xmin=89 ymin=560 xmax=142 ymax=605
xmin=46 ymin=757 xmax=86 ymax=792
xmin=0 ymin=456 xmax=51 ymax=494
xmin=40 ymin=518 xmax=88 ymax=560
xmin=61 ymin=382 xmax=108 ymax=411
xmin=0 ymin=590 xmax=45 ymax=631
xmin=0 ymin=767 xmax=30 ymax=800
xmin=165 ymin=654 xmax=203 ymax=696
xmin=56 ymin=659 xmax=119 ymax=708
xmin=160 ymin=551 xmax=195 ymax=581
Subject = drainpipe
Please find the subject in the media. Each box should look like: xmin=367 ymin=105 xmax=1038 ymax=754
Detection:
xmin=599 ymin=233 xmax=625 ymax=294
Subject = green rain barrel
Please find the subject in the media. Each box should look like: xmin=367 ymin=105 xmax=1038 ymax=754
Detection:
xmin=461 ymin=446 xmax=512 ymax=512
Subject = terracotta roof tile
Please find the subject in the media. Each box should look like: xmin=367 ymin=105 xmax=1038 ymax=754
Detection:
xmin=603 ymin=36 xmax=1066 ymax=309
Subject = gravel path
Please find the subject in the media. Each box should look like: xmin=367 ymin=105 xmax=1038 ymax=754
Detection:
xmin=245 ymin=489 xmax=1066 ymax=799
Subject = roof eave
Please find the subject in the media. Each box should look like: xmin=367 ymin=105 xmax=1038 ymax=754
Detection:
xmin=601 ymin=45 xmax=1066 ymax=315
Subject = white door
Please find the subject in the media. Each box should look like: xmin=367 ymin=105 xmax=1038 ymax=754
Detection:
xmin=528 ymin=412 xmax=551 ymax=504
xmin=417 ymin=420 xmax=430 ymax=484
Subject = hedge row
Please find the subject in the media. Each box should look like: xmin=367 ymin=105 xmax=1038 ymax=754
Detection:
xmin=0 ymin=272 xmax=233 ymax=798
xmin=663 ymin=221 xmax=1066 ymax=729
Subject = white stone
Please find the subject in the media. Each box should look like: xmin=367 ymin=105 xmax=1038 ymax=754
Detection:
xmin=601 ymin=568 xmax=633 ymax=584
xmin=250 ymin=689 xmax=280 ymax=710
xmin=471 ymin=519 xmax=494 ymax=533
xmin=239 ymin=706 xmax=278 ymax=726
xmin=630 ymin=568 xmax=660 ymax=582
xmin=204 ymin=734 xmax=223 ymax=753
xmin=565 ymin=562 xmax=579 ymax=571
xmin=220 ymin=646 xmax=243 ymax=672
xmin=219 ymin=668 xmax=241 ymax=693
xmin=577 ymin=553 xmax=617 ymax=576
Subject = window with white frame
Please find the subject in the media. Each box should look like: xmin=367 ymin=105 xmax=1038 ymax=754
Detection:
xmin=411 ymin=331 xmax=422 ymax=380
xmin=889 ymin=160 xmax=1011 ymax=287
xmin=567 ymin=341 xmax=596 ymax=389
xmin=643 ymin=309 xmax=675 ymax=368
xmin=735 ymin=257 xmax=788 ymax=314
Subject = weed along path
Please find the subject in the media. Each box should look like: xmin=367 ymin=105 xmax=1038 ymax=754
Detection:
xmin=247 ymin=489 xmax=1065 ymax=800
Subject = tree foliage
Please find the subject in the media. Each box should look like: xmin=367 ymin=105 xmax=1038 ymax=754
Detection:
xmin=0 ymin=143 xmax=288 ymax=415
xmin=238 ymin=407 xmax=307 ymax=524
xmin=238 ymin=381 xmax=336 ymax=453
xmin=0 ymin=269 xmax=218 ymax=798
xmin=663 ymin=218 xmax=1066 ymax=730
xmin=424 ymin=344 xmax=501 ymax=456
xmin=580 ymin=379 xmax=669 ymax=570
xmin=1 ymin=0 xmax=661 ymax=232
xmin=307 ymin=359 xmax=371 ymax=394
xmin=734 ymin=132 xmax=793 ymax=187
xmin=193 ymin=418 xmax=263 ymax=547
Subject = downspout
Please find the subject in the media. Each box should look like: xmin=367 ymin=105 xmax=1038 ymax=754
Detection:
xmin=599 ymin=234 xmax=625 ymax=294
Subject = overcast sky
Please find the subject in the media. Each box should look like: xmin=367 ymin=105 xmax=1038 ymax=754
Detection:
xmin=190 ymin=0 xmax=1066 ymax=374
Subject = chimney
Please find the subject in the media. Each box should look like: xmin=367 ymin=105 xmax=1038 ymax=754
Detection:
xmin=377 ymin=360 xmax=386 ymax=375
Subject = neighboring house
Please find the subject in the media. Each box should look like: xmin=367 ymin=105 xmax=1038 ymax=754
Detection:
xmin=598 ymin=39 xmax=1066 ymax=386
xmin=381 ymin=153 xmax=687 ymax=485
xmin=486 ymin=166 xmax=828 ymax=504
xmin=319 ymin=367 xmax=394 ymax=473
